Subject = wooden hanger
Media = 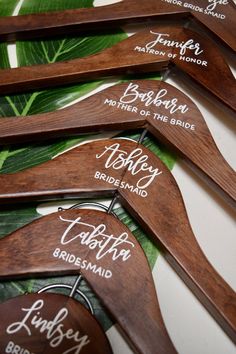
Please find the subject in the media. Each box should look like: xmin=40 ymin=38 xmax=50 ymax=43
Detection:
xmin=0 ymin=138 xmax=235 ymax=343
xmin=0 ymin=80 xmax=235 ymax=207
xmin=0 ymin=292 xmax=113 ymax=354
xmin=0 ymin=25 xmax=235 ymax=113
xmin=0 ymin=0 xmax=235 ymax=52
xmin=0 ymin=207 xmax=176 ymax=354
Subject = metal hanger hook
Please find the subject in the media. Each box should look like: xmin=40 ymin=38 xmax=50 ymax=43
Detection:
xmin=38 ymin=278 xmax=94 ymax=315
xmin=58 ymin=201 xmax=118 ymax=217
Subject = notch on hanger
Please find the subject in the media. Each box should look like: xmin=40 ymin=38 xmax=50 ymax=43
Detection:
xmin=0 ymin=25 xmax=235 ymax=114
xmin=0 ymin=206 xmax=176 ymax=354
xmin=0 ymin=138 xmax=235 ymax=343
xmin=0 ymin=80 xmax=234 ymax=207
xmin=0 ymin=0 xmax=235 ymax=52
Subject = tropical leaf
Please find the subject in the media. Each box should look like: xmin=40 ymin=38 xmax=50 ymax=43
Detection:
xmin=0 ymin=0 xmax=177 ymax=333
xmin=18 ymin=0 xmax=94 ymax=15
xmin=0 ymin=136 xmax=88 ymax=173
xmin=115 ymin=131 xmax=177 ymax=170
xmin=0 ymin=0 xmax=18 ymax=15
xmin=0 ymin=203 xmax=40 ymax=238
xmin=0 ymin=49 xmax=9 ymax=69
xmin=0 ymin=199 xmax=158 ymax=331
xmin=143 ymin=135 xmax=176 ymax=170
xmin=0 ymin=275 xmax=112 ymax=330
xmin=16 ymin=32 xmax=124 ymax=68
xmin=114 ymin=205 xmax=159 ymax=269
xmin=0 ymin=80 xmax=104 ymax=117
xmin=0 ymin=0 xmax=127 ymax=173
xmin=0 ymin=0 xmax=18 ymax=68
xmin=0 ymin=0 xmax=127 ymax=332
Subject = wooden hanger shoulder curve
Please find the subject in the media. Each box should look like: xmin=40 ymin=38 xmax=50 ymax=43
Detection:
xmin=0 ymin=208 xmax=176 ymax=354
xmin=0 ymin=25 xmax=235 ymax=114
xmin=0 ymin=79 xmax=235 ymax=207
xmin=0 ymin=292 xmax=113 ymax=354
xmin=0 ymin=0 xmax=235 ymax=52
xmin=0 ymin=138 xmax=235 ymax=343
xmin=0 ymin=139 xmax=125 ymax=203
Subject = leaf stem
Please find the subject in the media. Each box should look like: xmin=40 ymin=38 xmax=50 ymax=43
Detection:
xmin=59 ymin=37 xmax=88 ymax=56
xmin=21 ymin=91 xmax=41 ymax=116
xmin=10 ymin=281 xmax=25 ymax=294
xmin=41 ymin=41 xmax=52 ymax=63
xmin=5 ymin=96 xmax=21 ymax=116
xmin=41 ymin=38 xmax=67 ymax=63
xmin=26 ymin=279 xmax=35 ymax=293
xmin=52 ymin=38 xmax=66 ymax=62
xmin=0 ymin=146 xmax=10 ymax=171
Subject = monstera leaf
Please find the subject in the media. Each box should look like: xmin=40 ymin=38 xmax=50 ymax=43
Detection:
xmin=0 ymin=0 xmax=176 ymax=331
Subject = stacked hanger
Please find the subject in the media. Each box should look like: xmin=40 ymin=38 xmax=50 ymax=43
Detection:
xmin=0 ymin=290 xmax=113 ymax=354
xmin=0 ymin=138 xmax=235 ymax=344
xmin=0 ymin=80 xmax=235 ymax=207
xmin=0 ymin=204 xmax=176 ymax=354
xmin=0 ymin=2 xmax=235 ymax=352
xmin=0 ymin=25 xmax=235 ymax=115
xmin=0 ymin=0 xmax=235 ymax=52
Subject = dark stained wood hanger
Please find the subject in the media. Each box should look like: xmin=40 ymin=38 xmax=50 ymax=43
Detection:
xmin=0 ymin=80 xmax=234 ymax=207
xmin=0 ymin=208 xmax=176 ymax=354
xmin=0 ymin=138 xmax=235 ymax=343
xmin=0 ymin=25 xmax=235 ymax=113
xmin=0 ymin=0 xmax=235 ymax=52
xmin=0 ymin=292 xmax=113 ymax=354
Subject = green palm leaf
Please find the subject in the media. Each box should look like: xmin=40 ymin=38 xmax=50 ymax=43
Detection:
xmin=0 ymin=0 xmax=176 ymax=332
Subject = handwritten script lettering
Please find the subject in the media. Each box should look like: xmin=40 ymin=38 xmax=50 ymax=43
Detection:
xmin=146 ymin=32 xmax=203 ymax=56
xmin=96 ymin=142 xmax=162 ymax=189
xmin=60 ymin=215 xmax=134 ymax=261
xmin=6 ymin=299 xmax=90 ymax=354
xmin=206 ymin=0 xmax=228 ymax=11
xmin=161 ymin=0 xmax=228 ymax=17
xmin=120 ymin=82 xmax=189 ymax=114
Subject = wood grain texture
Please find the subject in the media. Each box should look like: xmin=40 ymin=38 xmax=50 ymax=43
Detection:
xmin=0 ymin=80 xmax=235 ymax=207
xmin=0 ymin=139 xmax=123 ymax=203
xmin=0 ymin=25 xmax=235 ymax=114
xmin=0 ymin=0 xmax=235 ymax=52
xmin=117 ymin=140 xmax=236 ymax=344
xmin=0 ymin=293 xmax=112 ymax=354
xmin=0 ymin=208 xmax=176 ymax=354
xmin=0 ymin=138 xmax=235 ymax=343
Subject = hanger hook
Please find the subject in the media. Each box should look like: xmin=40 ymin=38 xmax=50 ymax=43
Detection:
xmin=138 ymin=128 xmax=148 ymax=144
xmin=58 ymin=201 xmax=118 ymax=217
xmin=38 ymin=280 xmax=94 ymax=315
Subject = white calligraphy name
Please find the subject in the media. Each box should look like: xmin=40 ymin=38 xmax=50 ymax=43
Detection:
xmin=206 ymin=0 xmax=228 ymax=11
xmin=146 ymin=32 xmax=203 ymax=56
xmin=96 ymin=142 xmax=162 ymax=189
xmin=6 ymin=299 xmax=90 ymax=354
xmin=120 ymin=82 xmax=189 ymax=114
xmin=60 ymin=215 xmax=134 ymax=261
